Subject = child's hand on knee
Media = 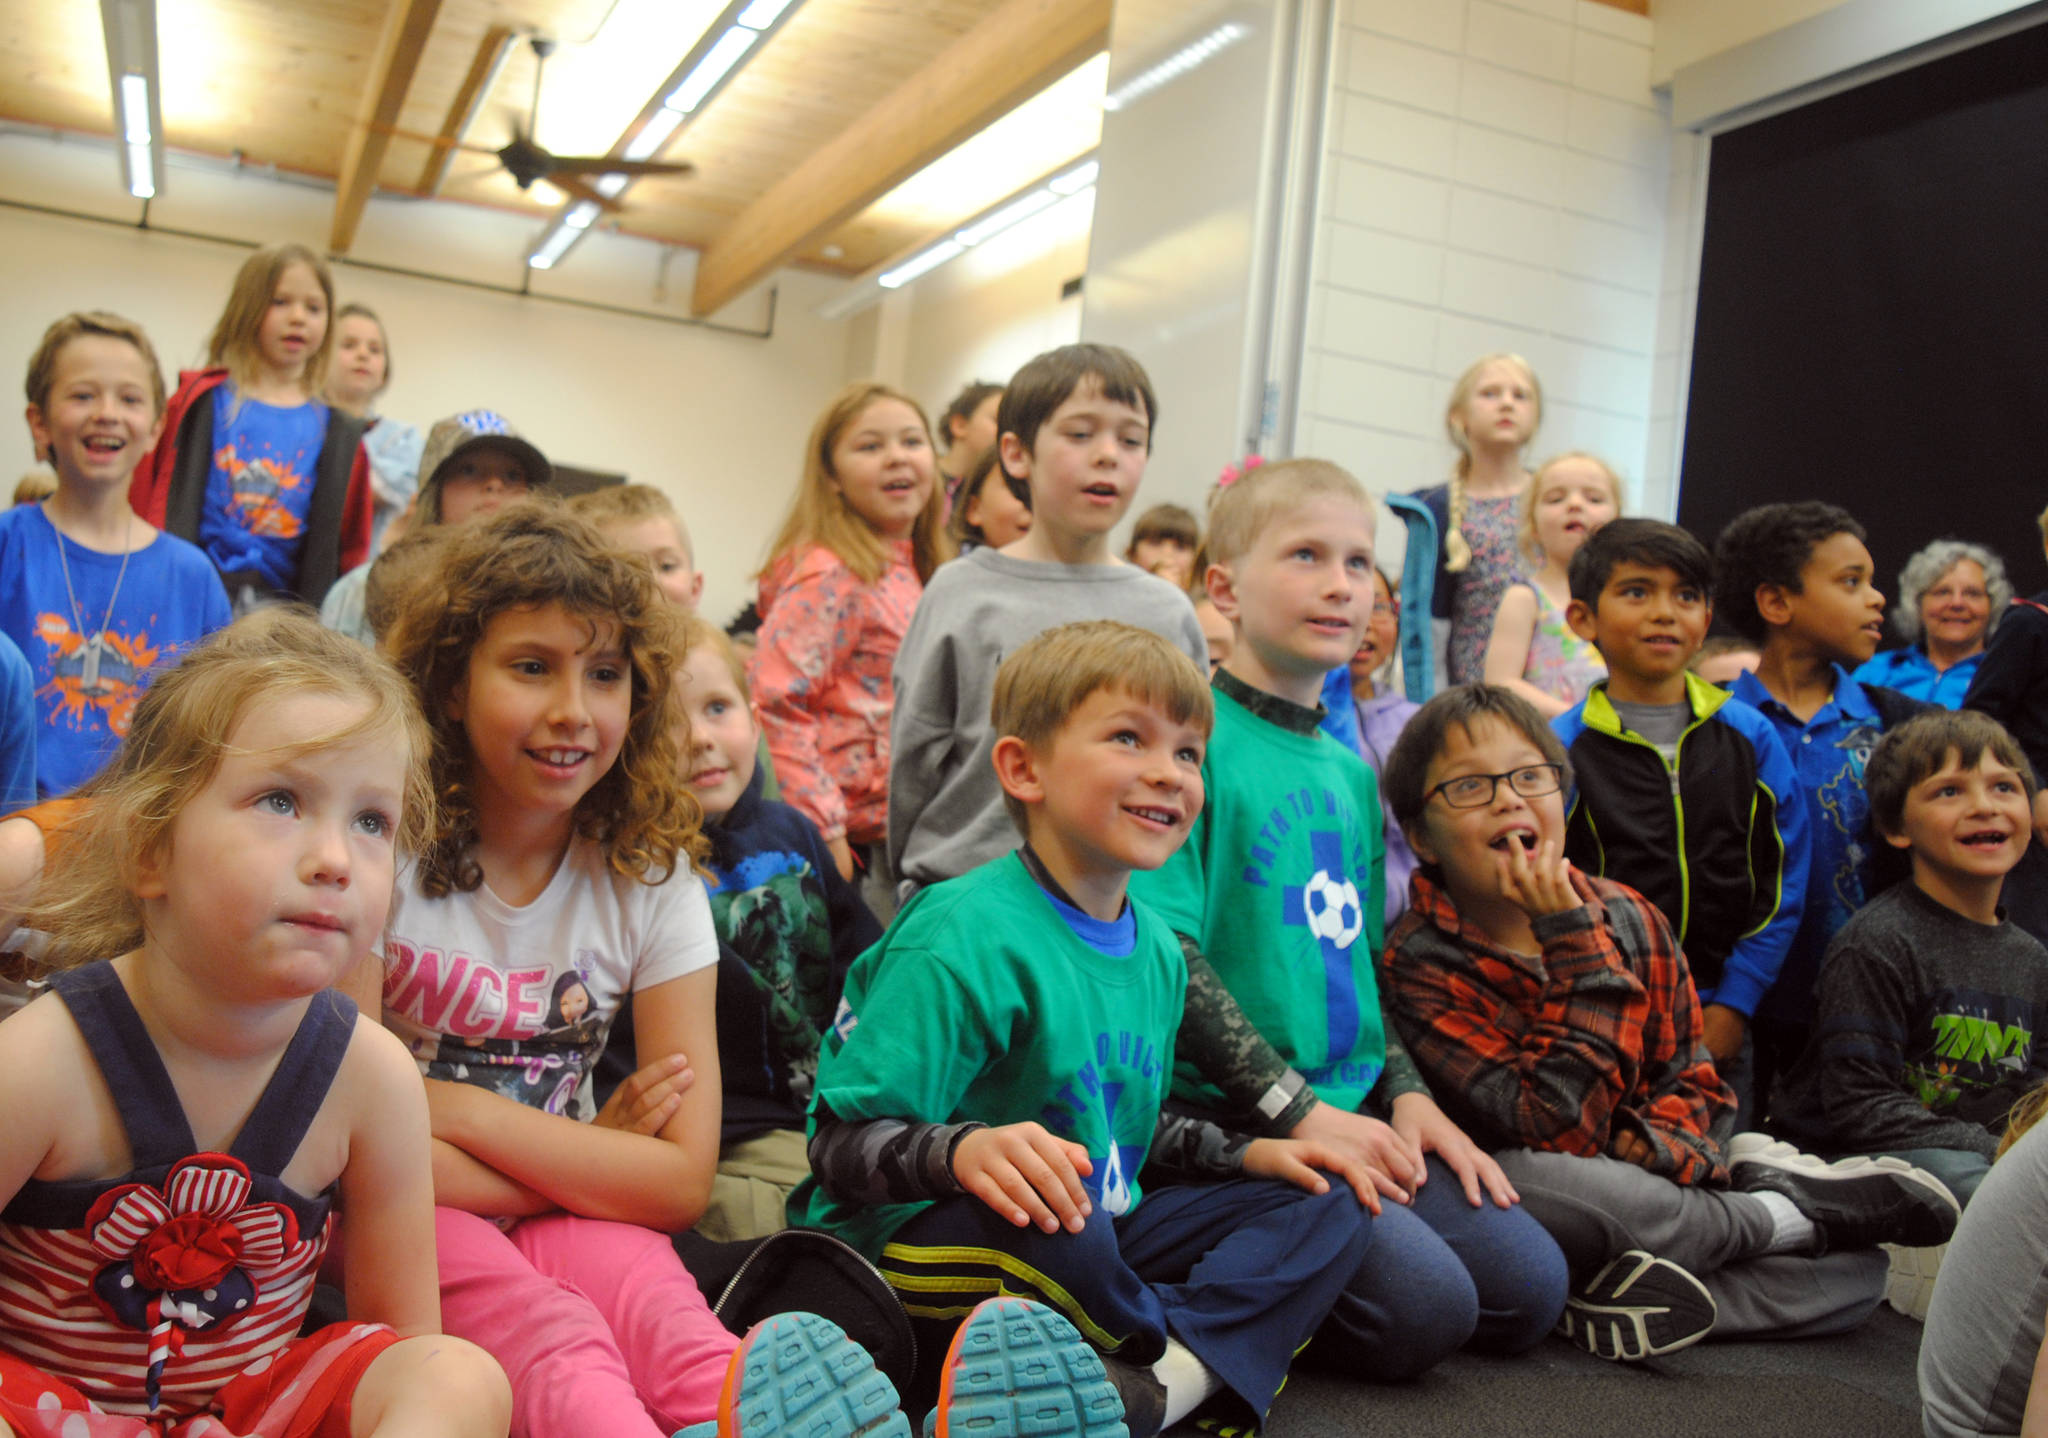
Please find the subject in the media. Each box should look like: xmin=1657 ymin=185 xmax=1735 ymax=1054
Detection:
xmin=1243 ymin=1138 xmax=1382 ymax=1211
xmin=1289 ymin=1101 xmax=1419 ymax=1210
xmin=954 ymin=1123 xmax=1095 ymax=1234
xmin=592 ymin=1052 xmax=695 ymax=1136
xmin=1610 ymin=1128 xmax=1655 ymax=1169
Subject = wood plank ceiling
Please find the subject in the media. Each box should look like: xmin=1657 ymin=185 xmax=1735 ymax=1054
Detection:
xmin=0 ymin=0 xmax=1104 ymax=291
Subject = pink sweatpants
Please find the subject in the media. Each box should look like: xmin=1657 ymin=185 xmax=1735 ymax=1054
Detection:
xmin=435 ymin=1207 xmax=739 ymax=1438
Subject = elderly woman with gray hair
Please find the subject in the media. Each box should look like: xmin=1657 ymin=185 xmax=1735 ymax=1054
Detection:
xmin=1853 ymin=539 xmax=2011 ymax=707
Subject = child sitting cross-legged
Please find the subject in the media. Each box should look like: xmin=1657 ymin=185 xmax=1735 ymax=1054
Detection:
xmin=1773 ymin=710 xmax=2048 ymax=1212
xmin=1380 ymin=685 xmax=1962 ymax=1359
xmin=793 ymin=621 xmax=1376 ymax=1437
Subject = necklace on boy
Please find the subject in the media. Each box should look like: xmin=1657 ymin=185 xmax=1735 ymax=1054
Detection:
xmin=51 ymin=511 xmax=135 ymax=696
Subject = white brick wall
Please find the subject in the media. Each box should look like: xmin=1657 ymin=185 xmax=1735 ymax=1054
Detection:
xmin=1299 ymin=0 xmax=1675 ymax=537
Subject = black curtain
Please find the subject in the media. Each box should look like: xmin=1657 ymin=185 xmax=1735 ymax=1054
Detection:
xmin=1678 ymin=19 xmax=2048 ymax=606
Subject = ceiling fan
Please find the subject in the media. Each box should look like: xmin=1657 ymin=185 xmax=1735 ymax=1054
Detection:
xmin=379 ymin=36 xmax=692 ymax=213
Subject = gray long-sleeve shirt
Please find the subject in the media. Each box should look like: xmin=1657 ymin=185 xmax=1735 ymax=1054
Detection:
xmin=887 ymin=547 xmax=1209 ymax=887
xmin=1776 ymin=881 xmax=2048 ymax=1158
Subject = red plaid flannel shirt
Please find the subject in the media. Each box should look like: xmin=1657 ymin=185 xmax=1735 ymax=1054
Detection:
xmin=1381 ymin=868 xmax=1734 ymax=1187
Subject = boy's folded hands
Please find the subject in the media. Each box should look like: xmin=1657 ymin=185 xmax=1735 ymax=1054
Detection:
xmin=954 ymin=1122 xmax=1096 ymax=1233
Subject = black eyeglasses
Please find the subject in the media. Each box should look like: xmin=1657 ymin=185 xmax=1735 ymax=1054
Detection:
xmin=1424 ymin=763 xmax=1564 ymax=810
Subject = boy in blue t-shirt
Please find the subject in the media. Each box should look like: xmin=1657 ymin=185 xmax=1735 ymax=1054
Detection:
xmin=2 ymin=313 xmax=230 ymax=796
xmin=1713 ymin=503 xmax=1932 ymax=1121
xmin=793 ymin=621 xmax=1373 ymax=1436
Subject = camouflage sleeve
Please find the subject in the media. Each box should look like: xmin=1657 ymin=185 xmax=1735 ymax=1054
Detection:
xmin=1371 ymin=1016 xmax=1432 ymax=1106
xmin=806 ymin=1106 xmax=984 ymax=1204
xmin=1142 ymin=1111 xmax=1252 ymax=1183
xmin=1176 ymin=933 xmax=1319 ymax=1134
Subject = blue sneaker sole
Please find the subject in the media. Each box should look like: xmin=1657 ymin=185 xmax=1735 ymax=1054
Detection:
xmin=934 ymin=1298 xmax=1127 ymax=1438
xmin=701 ymin=1310 xmax=912 ymax=1438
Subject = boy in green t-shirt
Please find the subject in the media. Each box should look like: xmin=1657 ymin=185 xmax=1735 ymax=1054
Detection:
xmin=792 ymin=621 xmax=1375 ymax=1436
xmin=1128 ymin=459 xmax=1569 ymax=1380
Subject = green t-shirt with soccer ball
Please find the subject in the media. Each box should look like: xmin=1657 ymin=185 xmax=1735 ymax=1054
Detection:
xmin=790 ymin=851 xmax=1187 ymax=1260
xmin=1128 ymin=674 xmax=1388 ymax=1116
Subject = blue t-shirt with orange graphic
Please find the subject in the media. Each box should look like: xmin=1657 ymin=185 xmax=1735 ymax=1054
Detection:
xmin=197 ymin=387 xmax=327 ymax=590
xmin=0 ymin=504 xmax=231 ymax=796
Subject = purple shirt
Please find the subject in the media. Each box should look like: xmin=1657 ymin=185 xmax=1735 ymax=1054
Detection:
xmin=1354 ymin=688 xmax=1421 ymax=921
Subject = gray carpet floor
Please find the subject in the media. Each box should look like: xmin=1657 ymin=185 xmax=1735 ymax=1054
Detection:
xmin=1226 ymin=1308 xmax=1926 ymax=1436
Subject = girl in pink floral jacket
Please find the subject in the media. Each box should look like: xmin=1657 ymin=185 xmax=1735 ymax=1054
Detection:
xmin=752 ymin=383 xmax=953 ymax=888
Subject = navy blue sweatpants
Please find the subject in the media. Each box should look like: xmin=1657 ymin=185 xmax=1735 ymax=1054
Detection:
xmin=878 ymin=1178 xmax=1370 ymax=1424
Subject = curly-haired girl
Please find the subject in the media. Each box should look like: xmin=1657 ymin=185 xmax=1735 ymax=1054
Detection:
xmin=377 ymin=500 xmax=905 ymax=1437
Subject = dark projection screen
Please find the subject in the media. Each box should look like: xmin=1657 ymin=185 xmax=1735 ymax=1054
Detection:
xmin=1677 ymin=19 xmax=2048 ymax=604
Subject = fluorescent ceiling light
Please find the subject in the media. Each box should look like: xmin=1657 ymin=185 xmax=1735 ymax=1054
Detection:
xmin=735 ymin=0 xmax=795 ymax=27
xmin=879 ymin=240 xmax=964 ymax=289
xmin=528 ymin=225 xmax=582 ymax=269
xmin=563 ymin=200 xmax=601 ymax=229
xmin=624 ymin=105 xmax=685 ymax=159
xmin=1048 ymin=159 xmax=1098 ymax=195
xmin=118 ymin=73 xmax=150 ymax=142
xmin=665 ymin=26 xmax=755 ymax=112
xmin=956 ymin=188 xmax=1057 ymax=246
xmin=595 ymin=173 xmax=629 ymax=198
xmin=1102 ymin=22 xmax=1249 ymax=111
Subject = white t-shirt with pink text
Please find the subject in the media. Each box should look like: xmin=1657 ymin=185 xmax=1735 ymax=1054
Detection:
xmin=381 ymin=839 xmax=717 ymax=1121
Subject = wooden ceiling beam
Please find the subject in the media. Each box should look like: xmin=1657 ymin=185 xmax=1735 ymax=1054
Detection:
xmin=689 ymin=0 xmax=1110 ymax=317
xmin=415 ymin=24 xmax=514 ymax=197
xmin=330 ymin=0 xmax=447 ymax=254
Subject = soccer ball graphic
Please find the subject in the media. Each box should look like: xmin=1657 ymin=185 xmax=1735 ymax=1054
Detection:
xmin=1301 ymin=870 xmax=1364 ymax=948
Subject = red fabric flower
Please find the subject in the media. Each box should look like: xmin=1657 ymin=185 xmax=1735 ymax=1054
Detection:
xmin=134 ymin=1211 xmax=245 ymax=1292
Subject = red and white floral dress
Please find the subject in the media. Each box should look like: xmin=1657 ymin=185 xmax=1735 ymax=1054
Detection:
xmin=0 ymin=964 xmax=397 ymax=1436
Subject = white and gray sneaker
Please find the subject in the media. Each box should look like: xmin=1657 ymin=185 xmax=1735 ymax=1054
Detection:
xmin=1882 ymin=1241 xmax=1947 ymax=1321
xmin=1560 ymin=1251 xmax=1717 ymax=1362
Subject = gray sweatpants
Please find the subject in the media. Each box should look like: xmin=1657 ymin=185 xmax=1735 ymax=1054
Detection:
xmin=1494 ymin=1149 xmax=1885 ymax=1339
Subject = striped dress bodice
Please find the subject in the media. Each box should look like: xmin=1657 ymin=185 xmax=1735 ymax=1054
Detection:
xmin=0 ymin=965 xmax=354 ymax=1419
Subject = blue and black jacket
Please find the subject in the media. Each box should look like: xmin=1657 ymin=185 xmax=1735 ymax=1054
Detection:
xmin=1552 ymin=673 xmax=1810 ymax=1016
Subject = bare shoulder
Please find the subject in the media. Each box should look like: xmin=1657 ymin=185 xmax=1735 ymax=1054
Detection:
xmin=0 ymin=986 xmax=101 ymax=1188
xmin=337 ymin=1011 xmax=426 ymax=1104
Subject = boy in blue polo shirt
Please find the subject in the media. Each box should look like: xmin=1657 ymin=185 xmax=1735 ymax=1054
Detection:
xmin=1713 ymin=503 xmax=1932 ymax=1121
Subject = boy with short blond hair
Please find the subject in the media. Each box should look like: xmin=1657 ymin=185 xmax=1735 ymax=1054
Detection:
xmin=569 ymin=482 xmax=702 ymax=610
xmin=1129 ymin=459 xmax=1570 ymax=1381
xmin=1554 ymin=518 xmax=1809 ymax=1114
xmin=1 ymin=312 xmax=229 ymax=796
xmin=795 ymin=620 xmax=1372 ymax=1436
xmin=1774 ymin=710 xmax=2048 ymax=1211
xmin=888 ymin=344 xmax=1207 ymax=894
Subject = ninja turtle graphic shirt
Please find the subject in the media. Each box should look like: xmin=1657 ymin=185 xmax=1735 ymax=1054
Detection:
xmin=793 ymin=852 xmax=1185 ymax=1260
xmin=196 ymin=388 xmax=328 ymax=592
xmin=0 ymin=504 xmax=231 ymax=797
xmin=1129 ymin=674 xmax=1389 ymax=1116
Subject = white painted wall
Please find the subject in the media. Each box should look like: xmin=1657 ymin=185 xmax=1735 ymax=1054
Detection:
xmin=890 ymin=190 xmax=1092 ymax=430
xmin=0 ymin=128 xmax=856 ymax=626
xmin=1297 ymin=0 xmax=1672 ymax=559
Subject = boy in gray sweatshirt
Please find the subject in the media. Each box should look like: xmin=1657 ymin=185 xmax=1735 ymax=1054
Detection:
xmin=888 ymin=344 xmax=1207 ymax=891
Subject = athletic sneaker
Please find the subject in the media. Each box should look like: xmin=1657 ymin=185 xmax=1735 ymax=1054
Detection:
xmin=925 ymin=1296 xmax=1126 ymax=1438
xmin=1882 ymin=1241 xmax=1947 ymax=1321
xmin=1732 ymin=1147 xmax=1960 ymax=1251
xmin=672 ymin=1310 xmax=911 ymax=1437
xmin=1559 ymin=1250 xmax=1717 ymax=1361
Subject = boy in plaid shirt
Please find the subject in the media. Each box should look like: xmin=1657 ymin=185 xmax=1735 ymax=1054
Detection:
xmin=1378 ymin=685 xmax=1960 ymax=1360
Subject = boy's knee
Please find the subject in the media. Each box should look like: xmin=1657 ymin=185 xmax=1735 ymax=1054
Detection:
xmin=1328 ymin=1255 xmax=1479 ymax=1381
